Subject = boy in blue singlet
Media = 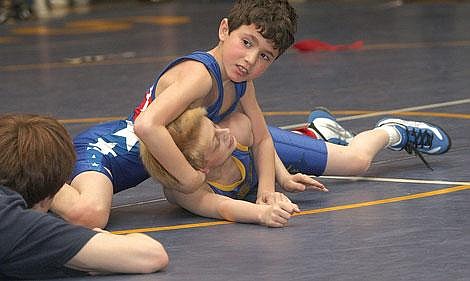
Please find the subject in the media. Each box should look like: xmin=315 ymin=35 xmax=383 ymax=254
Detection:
xmin=140 ymin=107 xmax=450 ymax=227
xmin=51 ymin=0 xmax=300 ymax=228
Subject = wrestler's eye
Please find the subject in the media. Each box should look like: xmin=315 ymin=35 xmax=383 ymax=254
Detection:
xmin=243 ymin=39 xmax=253 ymax=48
xmin=261 ymin=53 xmax=272 ymax=62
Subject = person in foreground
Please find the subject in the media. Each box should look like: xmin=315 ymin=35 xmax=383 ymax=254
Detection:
xmin=140 ymin=107 xmax=450 ymax=226
xmin=0 ymin=114 xmax=168 ymax=280
xmin=51 ymin=0 xmax=300 ymax=229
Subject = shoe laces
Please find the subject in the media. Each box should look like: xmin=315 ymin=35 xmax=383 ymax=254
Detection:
xmin=403 ymin=128 xmax=434 ymax=170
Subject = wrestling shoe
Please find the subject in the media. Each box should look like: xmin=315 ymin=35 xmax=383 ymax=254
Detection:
xmin=307 ymin=107 xmax=354 ymax=146
xmin=376 ymin=118 xmax=451 ymax=170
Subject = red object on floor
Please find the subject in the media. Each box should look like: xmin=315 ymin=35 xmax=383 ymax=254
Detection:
xmin=292 ymin=127 xmax=318 ymax=139
xmin=293 ymin=39 xmax=364 ymax=52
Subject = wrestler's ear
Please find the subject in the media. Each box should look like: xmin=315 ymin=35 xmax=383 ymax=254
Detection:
xmin=218 ymin=18 xmax=229 ymax=41
xmin=199 ymin=167 xmax=210 ymax=174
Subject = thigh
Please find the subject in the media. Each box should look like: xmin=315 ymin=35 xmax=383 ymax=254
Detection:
xmin=72 ymin=120 xmax=149 ymax=192
xmin=269 ymin=126 xmax=328 ymax=176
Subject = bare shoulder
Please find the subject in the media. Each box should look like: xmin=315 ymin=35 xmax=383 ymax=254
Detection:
xmin=170 ymin=60 xmax=212 ymax=85
xmin=156 ymin=60 xmax=214 ymax=104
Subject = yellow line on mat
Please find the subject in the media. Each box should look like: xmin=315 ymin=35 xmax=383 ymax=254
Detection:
xmin=111 ymin=185 xmax=470 ymax=235
xmin=294 ymin=185 xmax=469 ymax=216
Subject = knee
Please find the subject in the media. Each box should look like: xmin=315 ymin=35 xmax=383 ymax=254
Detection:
xmin=67 ymin=199 xmax=110 ymax=229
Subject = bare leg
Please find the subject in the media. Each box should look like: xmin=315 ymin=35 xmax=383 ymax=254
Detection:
xmin=51 ymin=171 xmax=113 ymax=229
xmin=323 ymin=128 xmax=389 ymax=175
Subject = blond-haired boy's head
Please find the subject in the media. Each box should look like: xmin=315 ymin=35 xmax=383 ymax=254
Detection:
xmin=140 ymin=107 xmax=207 ymax=188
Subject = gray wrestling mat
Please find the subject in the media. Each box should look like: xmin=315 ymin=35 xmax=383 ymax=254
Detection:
xmin=1 ymin=0 xmax=469 ymax=280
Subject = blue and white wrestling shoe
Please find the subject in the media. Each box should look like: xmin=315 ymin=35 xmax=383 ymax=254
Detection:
xmin=307 ymin=107 xmax=354 ymax=146
xmin=376 ymin=118 xmax=451 ymax=170
xmin=376 ymin=118 xmax=451 ymax=155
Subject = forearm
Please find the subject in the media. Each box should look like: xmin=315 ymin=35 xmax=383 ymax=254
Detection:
xmin=253 ymin=137 xmax=276 ymax=196
xmin=67 ymin=232 xmax=169 ymax=274
xmin=217 ymin=198 xmax=267 ymax=225
xmin=274 ymin=150 xmax=290 ymax=185
xmin=170 ymin=187 xmax=266 ymax=225
xmin=136 ymin=124 xmax=200 ymax=193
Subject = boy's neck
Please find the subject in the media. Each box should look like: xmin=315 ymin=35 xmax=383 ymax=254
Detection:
xmin=207 ymin=47 xmax=230 ymax=84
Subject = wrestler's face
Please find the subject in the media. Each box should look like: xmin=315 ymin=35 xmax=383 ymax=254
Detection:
xmin=199 ymin=116 xmax=237 ymax=169
xmin=219 ymin=19 xmax=279 ymax=82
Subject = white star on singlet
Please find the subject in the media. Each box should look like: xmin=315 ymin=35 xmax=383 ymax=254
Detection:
xmin=88 ymin=137 xmax=118 ymax=157
xmin=113 ymin=120 xmax=139 ymax=151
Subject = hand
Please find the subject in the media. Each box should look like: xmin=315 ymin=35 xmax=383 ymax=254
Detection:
xmin=281 ymin=173 xmax=328 ymax=193
xmin=256 ymin=191 xmax=290 ymax=205
xmin=256 ymin=191 xmax=294 ymax=205
xmin=260 ymin=200 xmax=300 ymax=228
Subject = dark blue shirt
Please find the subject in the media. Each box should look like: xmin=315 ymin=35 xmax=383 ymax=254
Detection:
xmin=0 ymin=185 xmax=96 ymax=280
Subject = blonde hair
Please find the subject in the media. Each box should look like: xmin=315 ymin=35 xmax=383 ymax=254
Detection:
xmin=140 ymin=107 xmax=207 ymax=188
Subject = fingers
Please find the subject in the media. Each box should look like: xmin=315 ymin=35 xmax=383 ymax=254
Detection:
xmin=293 ymin=173 xmax=329 ymax=192
xmin=278 ymin=200 xmax=300 ymax=214
xmin=266 ymin=202 xmax=300 ymax=228
xmin=268 ymin=208 xmax=290 ymax=227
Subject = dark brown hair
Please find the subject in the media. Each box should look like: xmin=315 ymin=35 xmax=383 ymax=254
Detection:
xmin=227 ymin=0 xmax=297 ymax=56
xmin=0 ymin=114 xmax=76 ymax=207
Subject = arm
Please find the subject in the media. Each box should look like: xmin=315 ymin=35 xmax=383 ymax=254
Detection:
xmin=166 ymin=184 xmax=299 ymax=228
xmin=66 ymin=232 xmax=169 ymax=275
xmin=239 ymin=82 xmax=276 ymax=204
xmin=134 ymin=62 xmax=212 ymax=193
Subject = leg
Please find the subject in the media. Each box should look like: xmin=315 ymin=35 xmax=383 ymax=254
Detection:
xmin=273 ymin=111 xmax=451 ymax=176
xmin=52 ymin=119 xmax=149 ymax=229
xmin=323 ymin=128 xmax=389 ymax=175
xmin=52 ymin=171 xmax=113 ymax=229
xmin=271 ymin=125 xmax=389 ymax=176
xmin=270 ymin=126 xmax=328 ymax=176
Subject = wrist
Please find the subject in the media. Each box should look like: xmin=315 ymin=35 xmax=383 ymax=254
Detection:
xmin=257 ymin=204 xmax=269 ymax=225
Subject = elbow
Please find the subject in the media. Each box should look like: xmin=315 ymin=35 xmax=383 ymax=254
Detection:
xmin=177 ymin=185 xmax=199 ymax=194
xmin=140 ymin=242 xmax=169 ymax=273
xmin=133 ymin=116 xmax=151 ymax=140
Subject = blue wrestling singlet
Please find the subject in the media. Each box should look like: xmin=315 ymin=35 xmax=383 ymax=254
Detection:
xmin=71 ymin=120 xmax=148 ymax=193
xmin=208 ymin=143 xmax=258 ymax=201
xmin=206 ymin=129 xmax=328 ymax=201
xmin=130 ymin=51 xmax=247 ymax=123
xmin=72 ymin=52 xmax=247 ymax=193
xmin=269 ymin=126 xmax=328 ymax=176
